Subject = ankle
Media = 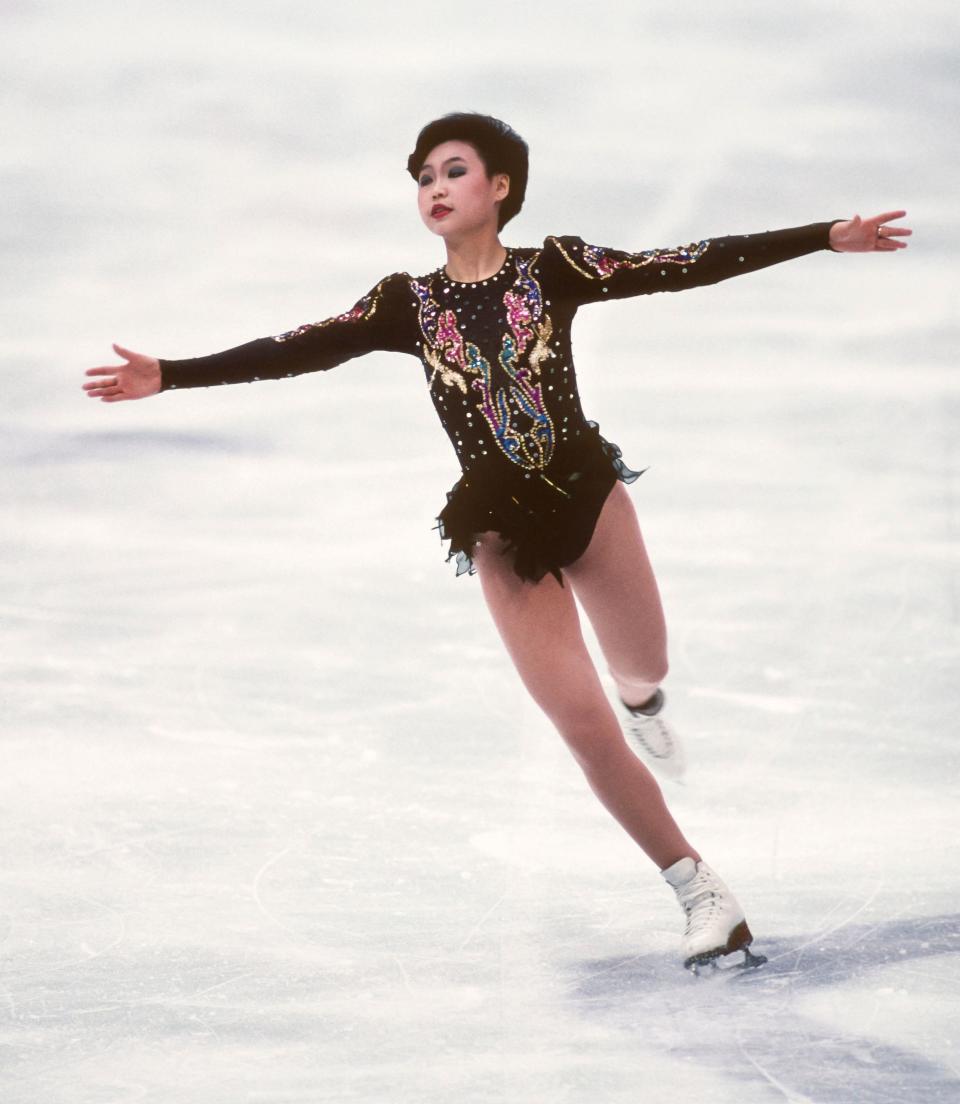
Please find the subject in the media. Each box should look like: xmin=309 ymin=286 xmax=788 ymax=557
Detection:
xmin=623 ymin=687 xmax=665 ymax=715
xmin=660 ymin=851 xmax=702 ymax=878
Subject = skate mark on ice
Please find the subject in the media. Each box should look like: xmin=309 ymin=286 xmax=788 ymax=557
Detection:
xmin=735 ymin=1019 xmax=818 ymax=1104
xmin=458 ymin=889 xmax=510 ymax=951
xmin=250 ymin=846 xmax=307 ymax=942
xmin=393 ymin=955 xmax=414 ymax=997
xmin=563 ymin=913 xmax=960 ymax=1103
xmin=772 ymin=877 xmax=886 ymax=976
xmin=122 ymin=970 xmax=260 ymax=1010
xmin=17 ymin=969 xmax=260 ymax=1020
xmin=249 ymin=846 xmax=380 ymax=953
xmin=0 ymin=893 xmax=128 ymax=984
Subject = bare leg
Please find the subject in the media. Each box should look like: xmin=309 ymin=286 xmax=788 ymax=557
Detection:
xmin=470 ymin=530 xmax=699 ymax=870
xmin=564 ymin=482 xmax=668 ymax=709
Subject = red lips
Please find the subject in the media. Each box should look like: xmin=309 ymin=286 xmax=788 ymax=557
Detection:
xmin=431 ymin=204 xmax=452 ymax=218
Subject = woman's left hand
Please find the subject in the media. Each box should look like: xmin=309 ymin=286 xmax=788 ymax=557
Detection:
xmin=829 ymin=210 xmax=912 ymax=252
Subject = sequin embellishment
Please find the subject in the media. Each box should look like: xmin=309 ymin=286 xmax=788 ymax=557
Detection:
xmin=552 ymin=237 xmax=711 ymax=279
xmin=270 ymin=279 xmax=385 ymax=343
xmin=411 ymin=281 xmax=481 ymax=394
xmin=413 ymin=257 xmax=557 ymax=472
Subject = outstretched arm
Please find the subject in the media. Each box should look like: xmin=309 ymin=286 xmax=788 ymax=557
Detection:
xmin=549 ymin=209 xmax=912 ymax=306
xmin=81 ymin=273 xmax=417 ymax=403
xmin=828 ymin=210 xmax=911 ymax=252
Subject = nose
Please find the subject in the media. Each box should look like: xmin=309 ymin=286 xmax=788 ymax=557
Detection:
xmin=431 ymin=179 xmax=447 ymax=199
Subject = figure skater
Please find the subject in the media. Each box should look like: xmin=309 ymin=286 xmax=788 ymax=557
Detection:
xmin=82 ymin=112 xmax=910 ymax=971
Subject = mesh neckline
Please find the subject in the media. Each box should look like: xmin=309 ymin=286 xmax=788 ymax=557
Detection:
xmin=437 ymin=248 xmax=514 ymax=288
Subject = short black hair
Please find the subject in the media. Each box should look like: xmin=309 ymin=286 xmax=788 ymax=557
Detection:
xmin=406 ymin=112 xmax=529 ymax=231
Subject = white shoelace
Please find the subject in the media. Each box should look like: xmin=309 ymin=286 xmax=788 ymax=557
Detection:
xmin=677 ymin=873 xmax=722 ymax=937
xmin=624 ymin=713 xmax=675 ymax=760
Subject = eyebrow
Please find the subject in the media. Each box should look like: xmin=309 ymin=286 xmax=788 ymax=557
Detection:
xmin=418 ymin=156 xmax=467 ymax=173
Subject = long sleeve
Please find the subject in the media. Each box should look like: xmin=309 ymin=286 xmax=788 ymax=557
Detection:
xmin=158 ymin=271 xmax=418 ymax=391
xmin=547 ymin=221 xmax=844 ymax=307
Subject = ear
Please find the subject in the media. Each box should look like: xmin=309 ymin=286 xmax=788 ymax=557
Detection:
xmin=494 ymin=172 xmax=510 ymax=201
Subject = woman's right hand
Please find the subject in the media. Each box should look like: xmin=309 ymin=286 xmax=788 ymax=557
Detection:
xmin=83 ymin=343 xmax=162 ymax=402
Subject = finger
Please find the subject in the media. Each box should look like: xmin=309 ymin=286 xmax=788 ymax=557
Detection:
xmin=112 ymin=342 xmax=144 ymax=364
xmin=875 ymin=226 xmax=912 ymax=250
xmin=85 ymin=366 xmax=124 ymax=377
xmin=867 ymin=212 xmax=907 ymax=232
xmin=84 ymin=378 xmax=121 ymax=393
xmin=871 ymin=209 xmax=907 ymax=224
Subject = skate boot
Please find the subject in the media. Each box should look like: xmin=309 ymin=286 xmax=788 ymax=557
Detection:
xmin=619 ymin=689 xmax=686 ymax=780
xmin=661 ymin=856 xmax=767 ymax=973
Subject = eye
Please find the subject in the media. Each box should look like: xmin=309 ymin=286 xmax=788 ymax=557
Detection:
xmin=418 ymin=174 xmax=432 ymax=187
xmin=448 ymin=167 xmax=466 ymax=178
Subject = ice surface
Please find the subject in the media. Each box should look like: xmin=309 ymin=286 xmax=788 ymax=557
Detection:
xmin=2 ymin=1 xmax=959 ymax=1101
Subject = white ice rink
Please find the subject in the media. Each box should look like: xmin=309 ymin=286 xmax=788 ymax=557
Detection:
xmin=4 ymin=2 xmax=959 ymax=1101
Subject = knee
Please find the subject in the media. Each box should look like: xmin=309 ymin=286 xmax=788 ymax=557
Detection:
xmin=544 ymin=699 xmax=596 ymax=742
xmin=568 ymin=729 xmax=631 ymax=776
xmin=547 ymin=703 xmax=626 ymax=772
xmin=644 ymin=654 xmax=669 ymax=686
xmin=610 ymin=653 xmax=669 ymax=689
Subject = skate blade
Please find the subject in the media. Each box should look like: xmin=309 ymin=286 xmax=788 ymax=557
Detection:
xmin=686 ymin=946 xmax=768 ymax=976
xmin=684 ymin=920 xmax=768 ymax=975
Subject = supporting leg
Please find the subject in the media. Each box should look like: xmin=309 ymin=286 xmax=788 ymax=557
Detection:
xmin=469 ymin=531 xmax=699 ymax=870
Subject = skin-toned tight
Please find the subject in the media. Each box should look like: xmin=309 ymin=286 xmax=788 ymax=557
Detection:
xmin=470 ymin=482 xmax=701 ymax=871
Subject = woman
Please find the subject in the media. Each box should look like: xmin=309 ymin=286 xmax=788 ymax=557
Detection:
xmin=83 ymin=112 xmax=910 ymax=972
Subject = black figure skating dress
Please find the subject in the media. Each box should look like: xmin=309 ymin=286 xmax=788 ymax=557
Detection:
xmin=158 ymin=221 xmax=841 ymax=584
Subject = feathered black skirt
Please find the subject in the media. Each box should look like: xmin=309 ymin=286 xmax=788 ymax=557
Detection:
xmin=434 ymin=420 xmax=644 ymax=586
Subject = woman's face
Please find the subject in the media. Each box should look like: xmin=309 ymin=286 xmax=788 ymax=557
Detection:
xmin=416 ymin=140 xmax=509 ymax=239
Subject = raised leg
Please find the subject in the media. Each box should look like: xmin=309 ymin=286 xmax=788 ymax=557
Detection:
xmin=563 ymin=482 xmax=668 ymax=709
xmin=469 ymin=529 xmax=699 ymax=870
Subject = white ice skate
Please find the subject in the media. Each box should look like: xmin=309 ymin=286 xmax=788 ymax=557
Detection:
xmin=661 ymin=856 xmax=767 ymax=973
xmin=619 ymin=689 xmax=686 ymax=780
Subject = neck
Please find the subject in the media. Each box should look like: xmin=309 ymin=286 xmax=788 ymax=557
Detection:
xmin=443 ymin=231 xmax=507 ymax=283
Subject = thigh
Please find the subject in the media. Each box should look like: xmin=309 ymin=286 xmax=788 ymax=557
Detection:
xmin=470 ymin=532 xmax=618 ymax=748
xmin=562 ymin=482 xmax=668 ymax=679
